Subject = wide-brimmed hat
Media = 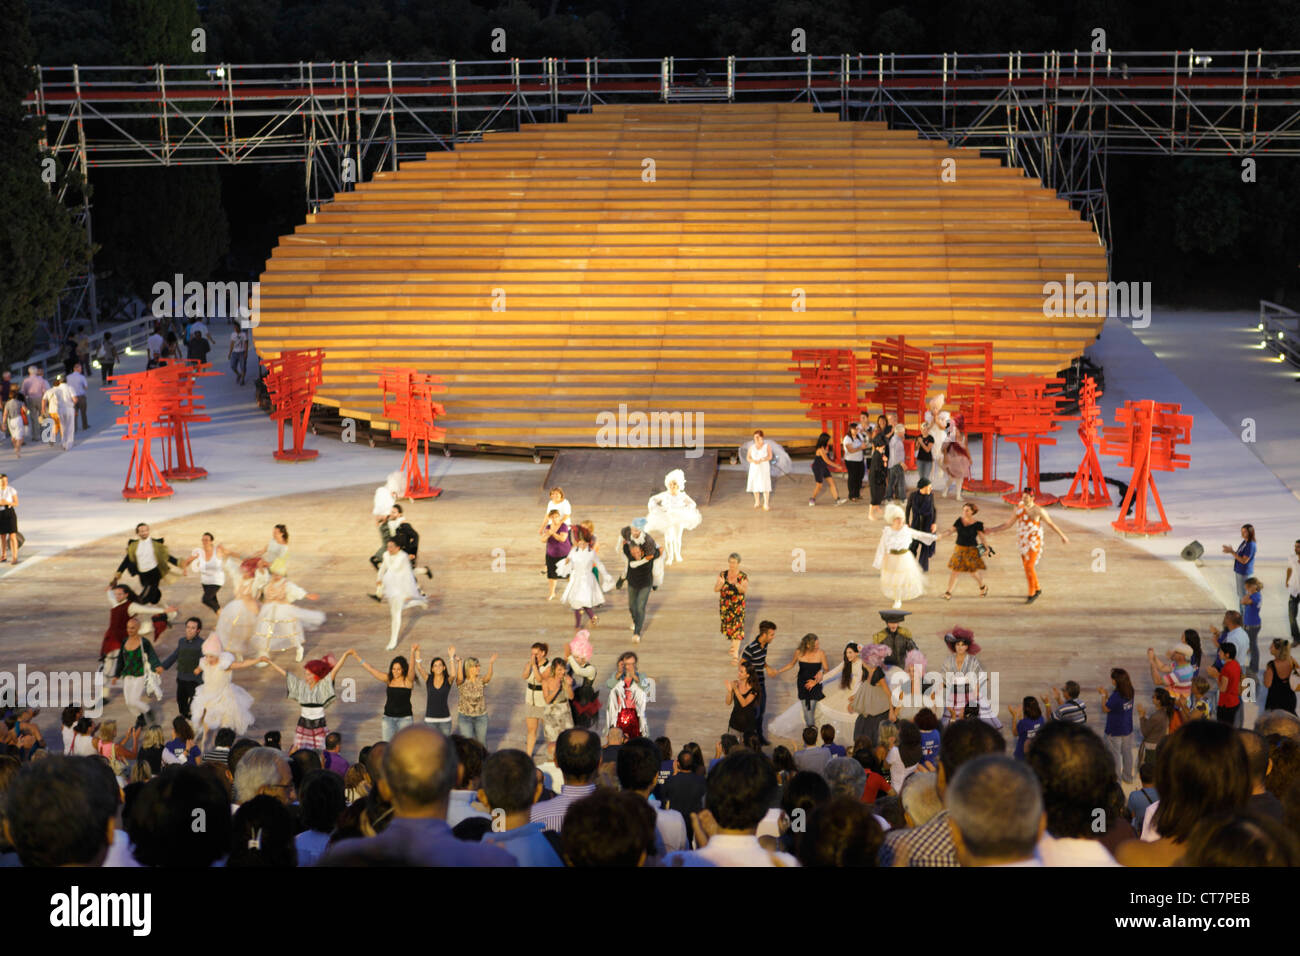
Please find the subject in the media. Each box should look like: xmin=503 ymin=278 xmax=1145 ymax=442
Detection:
xmin=943 ymin=627 xmax=981 ymax=654
xmin=878 ymin=610 xmax=911 ymax=624
xmin=570 ymin=631 xmax=593 ymax=659
xmin=1170 ymin=643 xmax=1194 ymax=660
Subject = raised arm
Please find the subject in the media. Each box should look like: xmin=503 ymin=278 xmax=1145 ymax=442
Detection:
xmin=357 ymin=657 xmax=388 ymax=683
xmin=328 ymin=649 xmax=355 ymax=683
xmin=259 ymin=656 xmax=287 ymax=676
xmin=482 ymin=653 xmax=498 ymax=685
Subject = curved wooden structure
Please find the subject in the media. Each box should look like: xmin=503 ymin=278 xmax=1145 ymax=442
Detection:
xmin=255 ymin=102 xmax=1108 ymax=451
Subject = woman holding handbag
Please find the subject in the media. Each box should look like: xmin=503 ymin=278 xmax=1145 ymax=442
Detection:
xmin=0 ymin=474 xmax=18 ymax=564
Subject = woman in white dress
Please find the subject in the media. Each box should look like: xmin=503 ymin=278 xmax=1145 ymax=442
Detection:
xmin=746 ymin=429 xmax=773 ymax=510
xmin=251 ymin=573 xmax=324 ymax=663
xmin=768 ymin=642 xmax=863 ymax=743
xmin=189 ymin=634 xmax=259 ymax=750
xmin=644 ymin=469 xmax=702 ymax=566
xmin=376 ymin=538 xmax=428 ymax=650
xmin=873 ymin=502 xmax=939 ymax=609
xmin=558 ymin=526 xmax=607 ymax=631
xmin=254 ymin=524 xmax=291 ymax=576
xmin=186 ymin=532 xmax=226 ymax=613
xmin=214 ymin=556 xmax=262 ymax=660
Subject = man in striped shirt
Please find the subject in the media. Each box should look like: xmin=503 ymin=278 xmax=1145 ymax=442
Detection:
xmin=530 ymin=728 xmax=600 ymax=832
xmin=1044 ymin=681 xmax=1088 ymax=723
xmin=741 ymin=621 xmax=784 ymax=745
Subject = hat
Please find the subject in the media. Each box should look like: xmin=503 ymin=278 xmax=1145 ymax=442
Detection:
xmin=861 ymin=644 xmax=890 ymax=668
xmin=1171 ymin=643 xmax=1194 ymax=660
xmin=943 ymin=627 xmax=981 ymax=654
xmin=664 ymin=469 xmax=686 ymax=490
xmin=917 ymin=478 xmax=932 ymax=489
xmin=904 ymin=649 xmax=927 ymax=672
xmin=878 ymin=610 xmax=911 ymax=623
xmin=570 ymin=631 xmax=593 ymax=660
xmin=201 ymin=634 xmax=222 ymax=656
xmin=304 ymin=654 xmax=336 ymax=681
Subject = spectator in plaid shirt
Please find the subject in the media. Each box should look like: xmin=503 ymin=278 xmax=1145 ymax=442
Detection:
xmin=878 ymin=719 xmax=1004 ymax=867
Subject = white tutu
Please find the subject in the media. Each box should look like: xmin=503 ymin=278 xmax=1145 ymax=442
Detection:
xmin=379 ymin=551 xmax=423 ymax=603
xmin=254 ymin=580 xmax=325 ymax=654
xmin=559 ymin=549 xmax=606 ymax=610
xmin=215 ymin=597 xmax=261 ymax=659
xmin=190 ymin=654 xmax=255 ymax=734
xmin=767 ymin=662 xmax=862 ymax=743
xmin=644 ymin=490 xmax=702 ymax=536
xmin=879 ymin=551 xmax=926 ymax=603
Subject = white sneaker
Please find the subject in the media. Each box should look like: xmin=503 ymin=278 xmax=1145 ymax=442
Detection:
xmin=295 ymin=645 xmax=304 ymax=662
xmin=836 ymin=498 xmax=848 ymax=505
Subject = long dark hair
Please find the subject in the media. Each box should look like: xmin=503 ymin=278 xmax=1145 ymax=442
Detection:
xmin=427 ymin=657 xmax=448 ymax=687
xmin=1153 ymin=687 xmax=1175 ymax=718
xmin=815 ymin=432 xmax=831 ymax=451
xmin=1183 ymin=629 xmax=1202 ymax=668
xmin=1111 ymin=668 xmax=1135 ymax=701
xmin=389 ymin=656 xmax=409 ymax=682
xmin=1153 ymin=721 xmax=1250 ymax=843
xmin=840 ymin=643 xmax=860 ymax=690
xmin=1242 ymin=524 xmax=1256 ymax=543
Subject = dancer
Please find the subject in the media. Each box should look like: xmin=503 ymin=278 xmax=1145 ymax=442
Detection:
xmin=113 ymin=523 xmax=181 ymax=605
xmin=185 ymin=532 xmax=226 ymax=613
xmin=0 ymin=474 xmax=18 ymax=563
xmin=873 ymin=503 xmax=939 ymax=609
xmin=100 ymin=584 xmax=176 ymax=702
xmin=769 ymin=642 xmax=862 ymax=744
xmin=565 ymin=631 xmax=601 ymax=729
xmin=869 ymin=609 xmax=918 ymax=666
xmin=251 ymin=573 xmax=324 ymax=663
xmin=940 ymin=627 xmax=985 ymax=722
xmin=644 ymin=469 xmax=702 ymax=565
xmin=558 ymin=525 xmax=608 ymax=630
xmin=576 ymin=519 xmax=615 ymax=590
xmin=254 ymin=524 xmax=291 ymax=577
xmin=374 ymin=538 xmax=429 ymax=650
xmin=522 ymin=643 xmax=550 ymax=756
xmin=779 ymin=633 xmax=830 ymax=730
xmin=354 ymin=646 xmax=418 ymax=741
xmin=262 ymin=649 xmax=355 ymax=750
xmin=1263 ymin=639 xmax=1299 ymax=714
xmin=370 ymin=471 xmax=404 ymax=568
xmin=849 ymin=644 xmax=894 ymax=744
xmin=987 ymin=487 xmax=1070 ymax=603
xmin=922 ymin=392 xmax=948 ymax=477
xmin=938 ymin=413 xmax=972 ymax=500
xmin=160 ymin=616 xmax=207 ymax=721
xmin=904 ymin=478 xmax=938 ymax=571
xmin=606 ymin=656 xmax=651 ymax=739
xmin=541 ymin=658 xmax=575 ymax=745
xmin=213 ymin=556 xmax=262 ymax=661
xmin=454 ymin=650 xmax=496 ymax=746
xmin=715 ymin=553 xmax=749 ymax=662
xmin=541 ymin=509 xmax=572 ymax=601
xmin=113 ymin=617 xmax=166 ymax=724
xmin=808 ymin=432 xmax=846 ymax=506
xmin=386 ymin=504 xmax=432 ymax=580
xmin=746 ymin=429 xmax=774 ymax=509
xmin=724 ymin=662 xmax=760 ymax=739
xmin=189 ymin=635 xmax=260 ymax=749
xmin=621 ymin=526 xmax=659 ymax=642
xmin=940 ymin=502 xmax=991 ymax=599
xmin=413 ymin=648 xmax=456 ymax=737
xmin=867 ymin=415 xmax=889 ymax=519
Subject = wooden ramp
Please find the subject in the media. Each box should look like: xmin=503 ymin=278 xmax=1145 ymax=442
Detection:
xmin=254 ymin=102 xmax=1109 ymax=450
xmin=542 ymin=449 xmax=719 ymax=508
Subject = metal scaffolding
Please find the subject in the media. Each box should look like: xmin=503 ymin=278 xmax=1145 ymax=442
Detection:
xmin=26 ymin=49 xmax=1300 ymax=334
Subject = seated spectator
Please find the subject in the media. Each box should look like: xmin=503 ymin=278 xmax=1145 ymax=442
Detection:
xmin=126 ymin=764 xmax=232 ymax=867
xmin=765 ymin=771 xmax=829 ymax=858
xmin=296 ymin=769 xmax=346 ymax=865
xmin=322 ymin=732 xmax=350 ymax=777
xmin=851 ymin=746 xmax=892 ymax=803
xmin=479 ymin=749 xmax=563 ymax=866
xmin=0 ymin=755 xmax=21 ymax=865
xmin=202 ymin=727 xmax=236 ymax=767
xmin=447 ymin=734 xmax=491 ymax=828
xmin=1181 ymin=813 xmax=1300 ymax=866
xmin=772 ymin=745 xmax=797 ymax=789
xmin=264 ymin=730 xmax=282 ymax=750
xmin=1116 ymin=721 xmax=1251 ymax=866
xmin=654 ymin=736 xmax=674 ymax=790
xmin=820 ymin=724 xmax=846 ymax=757
xmin=617 ymin=737 xmax=687 ymax=854
xmin=233 ymin=747 xmax=293 ymax=807
xmin=709 ymin=734 xmax=741 ymax=771
xmin=319 ymin=726 xmax=515 ymax=866
xmin=1125 ymin=762 xmax=1159 ymax=825
xmin=887 ymin=720 xmax=924 ymax=789
xmin=915 ymin=708 xmax=941 ymax=765
xmin=1265 ymin=737 xmax=1300 ymax=804
xmin=4 ymin=755 xmax=118 ymax=866
xmin=1044 ymin=681 xmax=1087 ymax=723
xmin=289 ymin=748 xmax=323 ymax=792
xmin=561 ymin=790 xmax=656 ymax=867
xmin=1256 ymin=710 xmax=1300 ymax=741
xmin=661 ymin=747 xmax=708 ymax=822
xmin=899 ymin=772 xmax=942 ymax=828
xmin=794 ymin=726 xmax=832 ymax=775
xmin=798 ymin=796 xmax=884 ymax=867
xmin=947 ymin=755 xmax=1044 ymax=867
xmin=1238 ymin=730 xmax=1283 ymax=821
xmin=530 ymin=728 xmax=600 ymax=833
xmin=1024 ymin=721 xmax=1121 ymax=866
xmin=228 ymin=795 xmax=297 ymax=867
xmin=162 ymin=717 xmax=199 ymax=767
xmin=664 ymin=750 xmax=798 ymax=866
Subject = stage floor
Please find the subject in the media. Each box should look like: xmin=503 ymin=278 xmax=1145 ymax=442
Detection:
xmin=1 ymin=466 xmax=1228 ymax=758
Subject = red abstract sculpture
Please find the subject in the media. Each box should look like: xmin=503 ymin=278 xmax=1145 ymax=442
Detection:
xmin=929 ymin=342 xmax=1008 ymax=493
xmin=264 ymin=349 xmax=325 ymax=462
xmin=156 ymin=359 xmax=218 ymax=480
xmin=866 ymin=336 xmax=930 ymax=467
xmin=1100 ymin=400 xmax=1193 ymax=535
xmin=104 ymin=369 xmax=175 ymax=501
xmin=988 ymin=375 xmax=1066 ymax=505
xmin=788 ymin=349 xmax=874 ymax=451
xmin=1060 ymin=375 xmax=1112 ymax=509
xmin=379 ymin=367 xmax=448 ymax=499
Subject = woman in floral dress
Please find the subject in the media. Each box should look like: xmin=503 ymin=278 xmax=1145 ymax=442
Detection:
xmin=715 ymin=552 xmax=749 ymax=662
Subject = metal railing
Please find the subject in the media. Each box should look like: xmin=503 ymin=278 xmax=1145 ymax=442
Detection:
xmin=1258 ymin=300 xmax=1300 ymax=367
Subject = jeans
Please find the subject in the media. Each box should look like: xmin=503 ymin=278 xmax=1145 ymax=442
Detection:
xmin=800 ymin=699 xmax=818 ymax=728
xmin=458 ymin=713 xmax=488 ymax=746
xmin=1234 ymin=573 xmax=1247 ymax=606
xmin=381 ymin=715 xmax=413 ymax=741
xmin=917 ymin=459 xmax=932 ymax=485
xmin=885 ymin=464 xmax=905 ymax=501
xmin=231 ymin=350 xmax=248 ymax=381
xmin=628 ymin=584 xmax=651 ymax=636
xmin=423 ymin=717 xmax=453 ymax=737
xmin=1290 ymin=593 xmax=1300 ymax=641
xmin=1245 ymin=625 xmax=1261 ymax=675
xmin=846 ymin=460 xmax=864 ymax=499
xmin=1104 ymin=731 xmax=1135 ymax=783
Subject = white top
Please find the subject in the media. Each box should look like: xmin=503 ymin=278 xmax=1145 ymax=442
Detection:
xmin=65 ymin=372 xmax=87 ymax=396
xmin=0 ymin=485 xmax=16 ymax=506
xmin=1140 ymin=801 xmax=1161 ymax=842
xmin=230 ymin=330 xmax=249 ymax=351
xmin=61 ymin=725 xmax=75 ymax=753
xmin=72 ymin=734 xmax=97 ymax=756
xmin=188 ymin=321 xmax=210 ymax=340
xmin=1037 ymin=833 xmax=1122 ymax=866
xmin=652 ymin=803 xmax=689 ymax=854
xmin=190 ymin=547 xmax=226 ymax=586
xmin=747 ymin=441 xmax=772 ymax=464
xmin=547 ymin=497 xmax=571 ymax=518
xmin=373 ymin=485 xmax=396 ymax=517
xmin=664 ymin=833 xmax=799 ymax=867
xmin=146 ymin=333 xmax=164 ymax=357
xmin=1289 ymin=554 xmax=1300 ymax=597
xmin=135 ymin=536 xmax=158 ymax=573
xmin=872 ymin=525 xmax=938 ymax=569
xmin=841 ymin=432 xmax=865 ymax=462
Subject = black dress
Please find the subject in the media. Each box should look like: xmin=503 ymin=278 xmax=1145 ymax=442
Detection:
xmin=868 ymin=434 xmax=888 ymax=505
xmin=728 ymin=688 xmax=758 ymax=736
xmin=797 ymin=660 xmax=825 ymax=701
xmin=905 ymin=491 xmax=937 ymax=570
xmin=1265 ymin=661 xmax=1297 ymax=713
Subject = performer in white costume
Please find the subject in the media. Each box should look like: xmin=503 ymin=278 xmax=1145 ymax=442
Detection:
xmin=251 ymin=574 xmax=324 ymax=663
xmin=767 ymin=642 xmax=863 ymax=743
xmin=189 ymin=634 xmax=259 ymax=749
xmin=873 ymin=503 xmax=939 ymax=609
xmin=643 ymin=469 xmax=702 ymax=566
xmin=214 ymin=556 xmax=262 ymax=661
xmin=745 ymin=429 xmax=774 ymax=509
xmin=558 ymin=526 xmax=611 ymax=631
xmin=376 ymin=538 xmax=428 ymax=650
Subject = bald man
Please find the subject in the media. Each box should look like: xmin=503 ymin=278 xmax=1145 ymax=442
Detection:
xmin=319 ymin=727 xmax=516 ymax=866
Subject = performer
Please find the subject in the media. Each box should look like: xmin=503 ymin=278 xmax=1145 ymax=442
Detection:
xmin=558 ymin=525 xmax=609 ymax=631
xmin=576 ymin=519 xmax=616 ymax=591
xmin=746 ymin=429 xmax=774 ymax=510
xmin=112 ymin=617 xmax=165 ymax=723
xmin=189 ymin=634 xmax=260 ymax=749
xmin=213 ymin=556 xmax=262 ymax=661
xmin=644 ymin=469 xmax=702 ymax=565
xmin=869 ymin=609 xmax=919 ymax=666
xmin=261 ymin=649 xmax=355 ymax=750
xmin=100 ymin=584 xmax=176 ymax=702
xmin=370 ymin=471 xmax=404 ymax=568
xmin=778 ymin=633 xmax=830 ymax=729
xmin=413 ymin=648 xmax=457 ymax=737
xmin=849 ymin=643 xmax=894 ymax=744
xmin=606 ymin=658 xmax=651 ymax=739
xmin=160 ymin=616 xmax=206 ymax=720
xmin=0 ymin=474 xmax=18 ymax=564
xmin=374 ymin=538 xmax=429 ymax=650
xmin=355 ymin=645 xmax=418 ymax=741
xmin=938 ymin=412 xmax=972 ymax=500
xmin=254 ymin=524 xmax=291 ymax=577
xmin=809 ymin=432 xmax=847 ymax=506
xmin=386 ymin=504 xmax=432 ymax=580
xmin=715 ymin=553 xmax=749 ymax=662
xmin=621 ymin=529 xmax=659 ymax=643
xmin=987 ymin=487 xmax=1070 ymax=603
xmin=873 ymin=503 xmax=939 ymax=609
xmin=724 ymin=662 xmax=760 ymax=739
xmin=940 ymin=502 xmax=991 ymax=599
xmin=541 ymin=509 xmax=572 ymax=601
xmin=941 ymin=627 xmax=985 ymax=722
xmin=546 ymin=486 xmax=572 ymax=520
xmin=768 ymin=642 xmax=862 ymax=744
xmin=905 ymin=478 xmax=939 ymax=571
xmin=113 ymin=522 xmax=181 ymax=604
xmin=540 ymin=658 xmax=575 ymax=744
xmin=4 ymin=392 xmax=27 ymax=459
xmin=522 ymin=643 xmax=550 ymax=757
xmin=842 ymin=422 xmax=867 ymax=502
xmin=251 ymin=573 xmax=324 ymax=663
xmin=185 ymin=532 xmax=226 ymax=613
xmin=565 ymin=631 xmax=601 ymax=729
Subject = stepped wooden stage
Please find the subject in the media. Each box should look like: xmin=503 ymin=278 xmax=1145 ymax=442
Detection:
xmin=256 ymin=102 xmax=1108 ymax=452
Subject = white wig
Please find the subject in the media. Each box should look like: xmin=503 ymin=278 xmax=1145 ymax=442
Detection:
xmin=664 ymin=469 xmax=686 ymax=490
xmin=884 ymin=502 xmax=905 ymax=524
xmin=385 ymin=470 xmax=405 ymax=494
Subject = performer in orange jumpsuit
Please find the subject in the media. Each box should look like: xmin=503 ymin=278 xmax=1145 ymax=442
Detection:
xmin=989 ymin=487 xmax=1070 ymax=604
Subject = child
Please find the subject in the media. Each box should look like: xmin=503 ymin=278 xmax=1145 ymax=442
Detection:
xmin=1242 ymin=577 xmax=1263 ymax=674
xmin=1183 ymin=675 xmax=1215 ymax=721
xmin=1007 ymin=696 xmax=1044 ymax=760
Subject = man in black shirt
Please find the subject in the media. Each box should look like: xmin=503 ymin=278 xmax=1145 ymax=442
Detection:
xmin=387 ymin=504 xmax=431 ymax=580
xmin=622 ymin=529 xmax=660 ymax=642
xmin=161 ymin=617 xmax=206 ymax=720
xmin=661 ymin=748 xmax=708 ymax=835
xmin=741 ymin=621 xmax=786 ymax=745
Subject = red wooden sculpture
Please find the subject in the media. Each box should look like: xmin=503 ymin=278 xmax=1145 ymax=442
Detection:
xmin=1100 ymin=399 xmax=1193 ymax=535
xmin=379 ymin=367 xmax=448 ymax=499
xmin=988 ymin=375 xmax=1066 ymax=505
xmin=104 ymin=369 xmax=175 ymax=500
xmin=1060 ymin=375 xmax=1112 ymax=509
xmin=156 ymin=358 xmax=218 ymax=480
xmin=865 ymin=336 xmax=930 ymax=467
xmin=788 ymin=349 xmax=874 ymax=451
xmin=264 ymin=349 xmax=325 ymax=462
